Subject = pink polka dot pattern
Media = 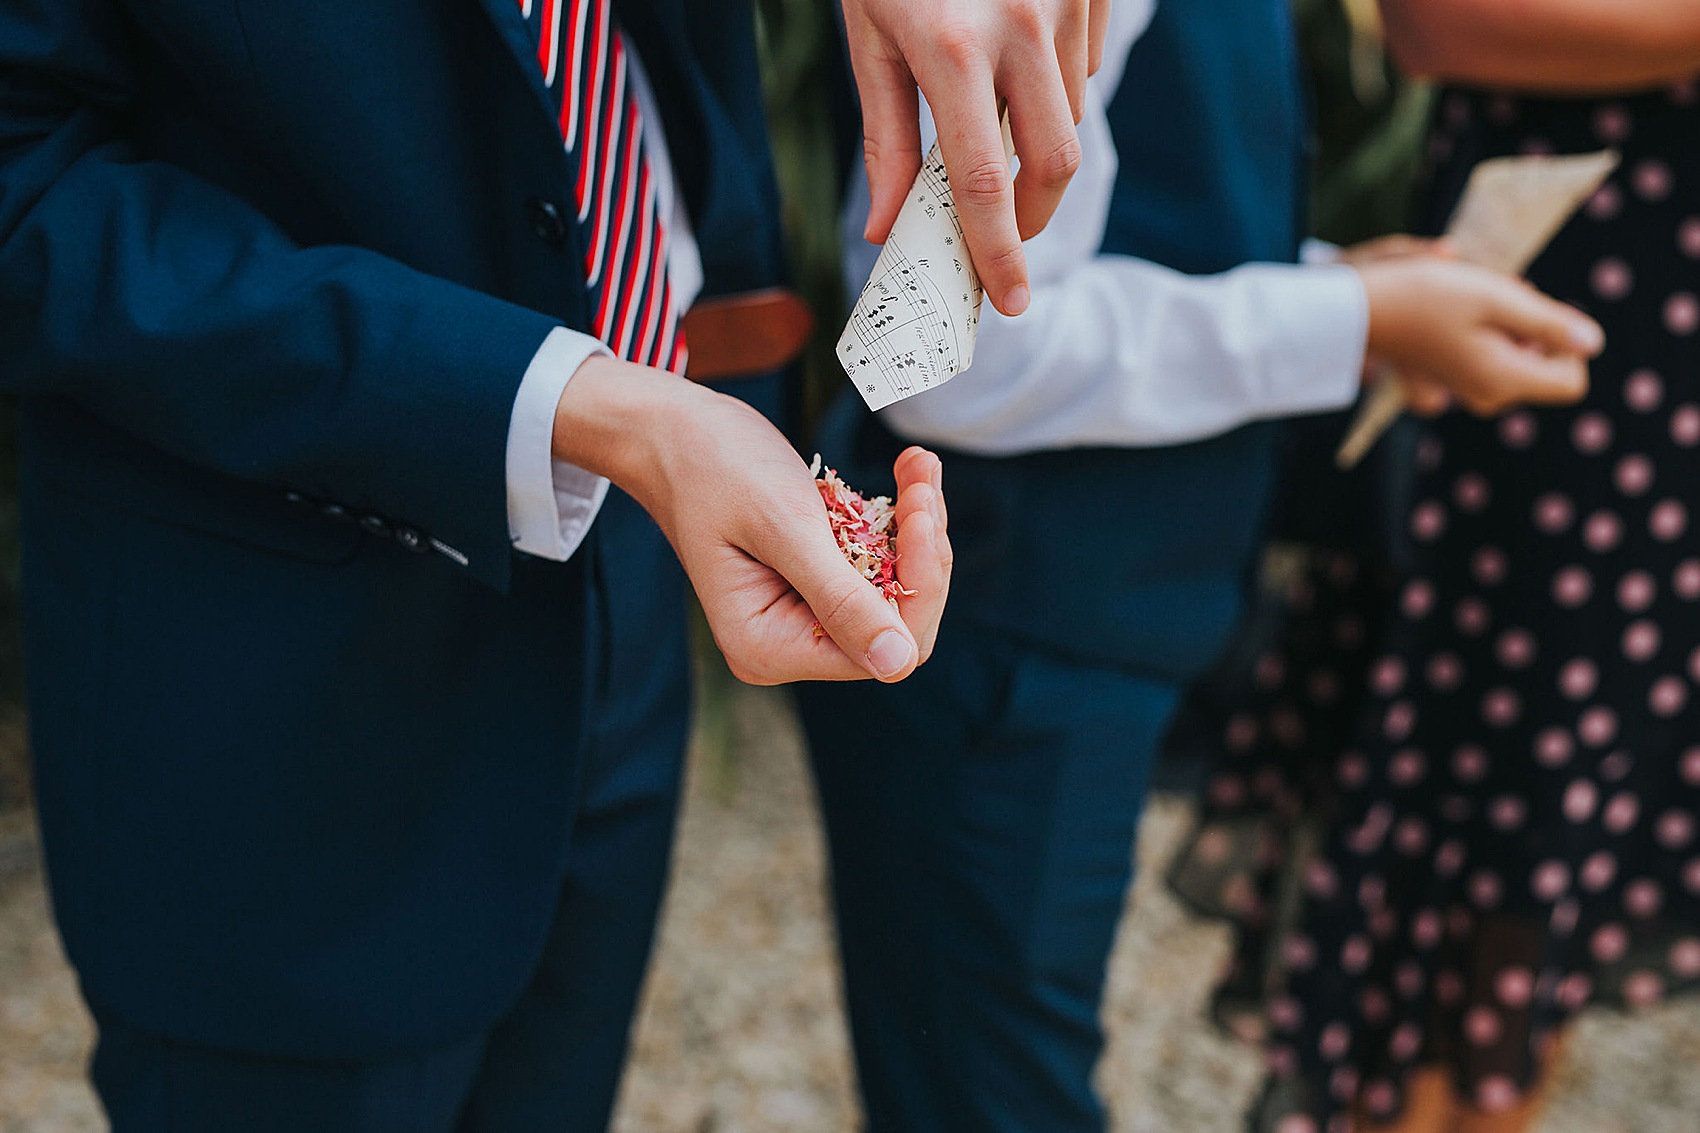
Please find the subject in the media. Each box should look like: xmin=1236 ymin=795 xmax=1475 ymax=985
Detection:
xmin=1633 ymin=159 xmax=1674 ymax=201
xmin=1614 ymin=454 xmax=1655 ymax=495
xmin=1453 ymin=598 xmax=1490 ymax=636
xmin=1671 ymin=939 xmax=1700 ymax=977
xmin=1173 ymin=89 xmax=1700 ymax=1133
xmin=1623 ymin=971 xmax=1666 ymax=1008
xmin=1650 ymin=676 xmax=1688 ymax=717
xmin=1475 ymin=1077 xmax=1521 ymax=1114
xmin=1667 ymin=291 xmax=1700 ymax=336
xmin=1550 ymin=565 xmax=1592 ymax=608
xmin=1674 ymin=560 xmax=1700 ymax=599
xmin=1593 ymin=103 xmax=1631 ymax=143
xmin=1680 ymin=217 xmax=1700 ymax=258
xmin=1410 ymin=501 xmax=1446 ymax=542
xmin=1562 ymin=779 xmax=1598 ymax=824
xmin=1453 ymin=473 xmax=1491 ymax=513
xmin=1451 ymin=745 xmax=1488 ymax=782
xmin=1495 ymin=967 xmax=1534 ymax=1008
xmin=1494 ymin=629 xmax=1536 ymax=668
xmin=1532 ymin=492 xmax=1574 ymax=533
xmin=1534 ymin=727 xmax=1574 ymax=767
xmin=1604 ymin=792 xmax=1642 ymax=834
xmin=1616 ymin=570 xmax=1657 ymax=611
xmin=1650 ymin=498 xmax=1688 ymax=540
xmin=1623 ymin=369 xmax=1664 ymax=410
xmin=1532 ymin=861 xmax=1571 ymax=900
xmin=1463 ymin=1005 xmax=1501 ymax=1046
xmin=1400 ymin=579 xmax=1435 ymax=620
xmin=1571 ymin=412 xmax=1614 ymax=454
xmin=1481 ymin=687 xmax=1521 ymax=727
xmin=1624 ymin=878 xmax=1663 ymax=917
xmin=1557 ymin=658 xmax=1599 ymax=700
xmin=1591 ymin=923 xmax=1628 ymax=962
xmin=1621 ymin=619 xmax=1661 ymax=661
xmin=1671 ymin=404 xmax=1700 ymax=446
xmin=1498 ymin=411 xmax=1538 ymax=450
xmin=1578 ymin=706 xmax=1619 ymax=747
xmin=1471 ymin=547 xmax=1507 ymax=586
xmin=1587 ymin=183 xmax=1623 ymax=221
xmin=1590 ymin=256 xmax=1634 ymax=300
xmin=1583 ymin=509 xmax=1624 ymax=552
xmin=1657 ymin=810 xmax=1697 ymax=849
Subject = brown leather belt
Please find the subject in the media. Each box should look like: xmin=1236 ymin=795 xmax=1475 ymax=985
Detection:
xmin=682 ymin=287 xmax=815 ymax=381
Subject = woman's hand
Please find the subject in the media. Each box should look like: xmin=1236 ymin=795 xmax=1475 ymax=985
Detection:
xmin=1356 ymin=255 xmax=1605 ymax=417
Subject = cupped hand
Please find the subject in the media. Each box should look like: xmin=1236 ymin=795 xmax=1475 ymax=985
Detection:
xmin=843 ymin=0 xmax=1106 ymax=317
xmin=554 ymin=358 xmax=951 ymax=684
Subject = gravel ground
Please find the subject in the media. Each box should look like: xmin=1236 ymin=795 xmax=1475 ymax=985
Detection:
xmin=4 ymin=686 xmax=1700 ymax=1132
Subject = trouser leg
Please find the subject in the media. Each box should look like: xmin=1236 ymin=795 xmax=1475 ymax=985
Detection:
xmin=798 ymin=622 xmax=1178 ymax=1133
xmin=89 ymin=1003 xmax=488 ymax=1133
xmin=459 ymin=489 xmax=691 ymax=1133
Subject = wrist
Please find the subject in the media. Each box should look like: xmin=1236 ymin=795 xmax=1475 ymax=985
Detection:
xmin=1356 ymin=259 xmax=1426 ymax=367
xmin=550 ymin=355 xmax=706 ymax=509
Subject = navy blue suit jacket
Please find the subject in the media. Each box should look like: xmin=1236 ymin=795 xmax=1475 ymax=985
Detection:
xmin=0 ymin=0 xmax=781 ymax=1059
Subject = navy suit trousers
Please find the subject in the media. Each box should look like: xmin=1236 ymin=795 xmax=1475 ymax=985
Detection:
xmin=796 ymin=617 xmax=1179 ymax=1133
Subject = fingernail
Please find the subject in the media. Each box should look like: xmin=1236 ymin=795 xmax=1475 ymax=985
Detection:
xmin=1569 ymin=319 xmax=1605 ymax=355
xmin=1004 ymin=285 xmax=1030 ymax=316
xmin=866 ymin=630 xmax=915 ymax=679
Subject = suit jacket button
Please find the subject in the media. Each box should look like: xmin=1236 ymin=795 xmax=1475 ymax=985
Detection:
xmin=394 ymin=526 xmax=427 ymax=553
xmin=526 ymin=198 xmax=568 ymax=245
xmin=321 ymin=503 xmax=349 ymax=522
xmin=359 ymin=514 xmax=391 ymax=538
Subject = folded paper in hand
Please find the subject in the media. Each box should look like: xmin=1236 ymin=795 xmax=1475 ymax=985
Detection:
xmin=1335 ymin=149 xmax=1620 ymax=469
xmin=838 ymin=117 xmax=1016 ymax=411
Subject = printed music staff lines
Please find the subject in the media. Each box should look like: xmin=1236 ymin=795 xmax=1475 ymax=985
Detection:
xmin=839 ymin=238 xmax=967 ymax=406
xmin=837 ymin=121 xmax=1009 ymax=412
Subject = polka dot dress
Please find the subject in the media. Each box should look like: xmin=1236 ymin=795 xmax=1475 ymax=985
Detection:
xmin=1171 ymin=81 xmax=1700 ymax=1132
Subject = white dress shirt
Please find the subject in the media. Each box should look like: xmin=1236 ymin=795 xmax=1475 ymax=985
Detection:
xmin=847 ymin=0 xmax=1370 ymax=457
xmin=504 ymin=47 xmax=703 ymax=562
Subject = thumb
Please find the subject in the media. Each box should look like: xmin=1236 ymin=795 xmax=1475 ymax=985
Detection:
xmin=765 ymin=516 xmax=920 ymax=682
xmin=1487 ymin=282 xmax=1606 ymax=359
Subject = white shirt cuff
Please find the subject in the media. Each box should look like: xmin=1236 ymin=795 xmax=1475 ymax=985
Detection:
xmin=506 ymin=326 xmax=614 ymax=561
xmin=1299 ymin=237 xmax=1344 ymax=266
xmin=1245 ymin=261 xmax=1370 ymax=421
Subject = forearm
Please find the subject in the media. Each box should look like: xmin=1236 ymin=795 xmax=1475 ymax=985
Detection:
xmin=880 ymin=256 xmax=1367 ymax=455
xmin=1381 ymin=0 xmax=1700 ymax=93
xmin=3 ymin=148 xmax=558 ymax=586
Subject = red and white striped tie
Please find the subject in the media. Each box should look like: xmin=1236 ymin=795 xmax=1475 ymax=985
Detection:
xmin=521 ymin=0 xmax=687 ymax=374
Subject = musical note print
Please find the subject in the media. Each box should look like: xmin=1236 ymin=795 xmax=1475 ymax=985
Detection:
xmin=837 ymin=130 xmax=1004 ymax=412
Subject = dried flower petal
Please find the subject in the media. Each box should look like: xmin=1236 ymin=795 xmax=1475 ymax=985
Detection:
xmin=809 ymin=454 xmax=916 ymax=636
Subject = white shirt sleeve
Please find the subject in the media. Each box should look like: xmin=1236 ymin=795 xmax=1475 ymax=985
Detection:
xmin=504 ymin=41 xmax=703 ymax=562
xmin=879 ymin=256 xmax=1369 ymax=456
xmin=844 ymin=0 xmax=1370 ymax=457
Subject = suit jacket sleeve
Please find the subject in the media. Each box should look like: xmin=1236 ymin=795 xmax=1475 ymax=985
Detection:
xmin=0 ymin=0 xmax=562 ymax=592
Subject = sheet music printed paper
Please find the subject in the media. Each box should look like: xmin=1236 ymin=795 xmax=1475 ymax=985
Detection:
xmin=838 ymin=119 xmax=1015 ymax=411
xmin=1335 ymin=149 xmax=1620 ymax=469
